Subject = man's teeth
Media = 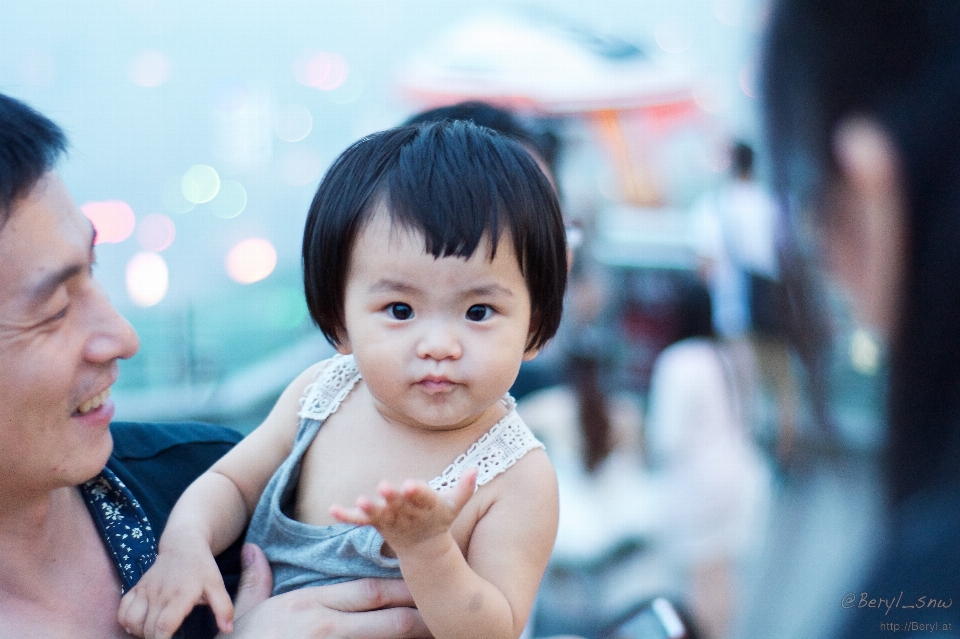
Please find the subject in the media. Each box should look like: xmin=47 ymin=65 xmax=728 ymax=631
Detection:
xmin=77 ymin=388 xmax=110 ymax=415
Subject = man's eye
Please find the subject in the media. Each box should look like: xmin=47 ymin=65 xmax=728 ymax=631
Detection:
xmin=387 ymin=303 xmax=414 ymax=320
xmin=466 ymin=305 xmax=494 ymax=322
xmin=48 ymin=306 xmax=69 ymax=323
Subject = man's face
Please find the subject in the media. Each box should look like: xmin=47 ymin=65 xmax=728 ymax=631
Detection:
xmin=0 ymin=173 xmax=139 ymax=492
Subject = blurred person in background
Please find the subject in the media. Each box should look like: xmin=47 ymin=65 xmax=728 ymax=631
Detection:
xmin=691 ymin=142 xmax=778 ymax=342
xmin=762 ymin=0 xmax=960 ymax=635
xmin=644 ymin=278 xmax=771 ymax=639
xmin=0 ymin=91 xmax=429 ymax=639
xmin=691 ymin=141 xmax=799 ymax=466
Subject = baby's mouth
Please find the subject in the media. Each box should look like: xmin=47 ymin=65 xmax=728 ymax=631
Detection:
xmin=76 ymin=388 xmax=110 ymax=415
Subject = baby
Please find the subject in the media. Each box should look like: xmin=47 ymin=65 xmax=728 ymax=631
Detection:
xmin=118 ymin=120 xmax=567 ymax=639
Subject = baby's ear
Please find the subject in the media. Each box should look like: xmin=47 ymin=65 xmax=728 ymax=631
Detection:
xmin=334 ymin=332 xmax=353 ymax=355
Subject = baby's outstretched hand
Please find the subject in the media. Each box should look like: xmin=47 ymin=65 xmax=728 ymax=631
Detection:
xmin=118 ymin=542 xmax=234 ymax=639
xmin=330 ymin=467 xmax=478 ymax=552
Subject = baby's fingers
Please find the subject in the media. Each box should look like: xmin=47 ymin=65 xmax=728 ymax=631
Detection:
xmin=118 ymin=587 xmax=149 ymax=637
xmin=143 ymin=589 xmax=203 ymax=639
xmin=443 ymin=467 xmax=478 ymax=513
xmin=398 ymin=480 xmax=438 ymax=509
xmin=329 ymin=499 xmax=374 ymax=526
xmin=205 ymin=582 xmax=235 ymax=634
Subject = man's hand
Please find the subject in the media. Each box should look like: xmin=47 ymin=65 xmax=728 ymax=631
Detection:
xmin=328 ymin=468 xmax=477 ymax=553
xmin=222 ymin=543 xmax=429 ymax=639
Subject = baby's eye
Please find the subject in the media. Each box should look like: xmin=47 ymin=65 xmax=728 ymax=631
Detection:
xmin=387 ymin=303 xmax=414 ymax=320
xmin=466 ymin=304 xmax=494 ymax=322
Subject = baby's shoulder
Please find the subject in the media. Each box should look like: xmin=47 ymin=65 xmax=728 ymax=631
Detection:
xmin=481 ymin=444 xmax=557 ymax=508
xmin=298 ymin=354 xmax=362 ymax=421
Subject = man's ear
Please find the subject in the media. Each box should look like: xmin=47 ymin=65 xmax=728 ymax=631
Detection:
xmin=522 ymin=346 xmax=540 ymax=362
xmin=830 ymin=117 xmax=907 ymax=338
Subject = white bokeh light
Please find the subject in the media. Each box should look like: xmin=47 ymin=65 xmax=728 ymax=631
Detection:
xmin=129 ymin=49 xmax=171 ymax=87
xmin=226 ymin=238 xmax=277 ymax=284
xmin=279 ymin=148 xmax=323 ymax=186
xmin=137 ymin=213 xmax=176 ymax=252
xmin=209 ymin=179 xmax=248 ymax=219
xmin=182 ymin=164 xmax=221 ymax=203
xmin=655 ymin=18 xmax=694 ymax=54
xmin=273 ymin=104 xmax=313 ymax=142
xmin=126 ymin=252 xmax=169 ymax=307
xmin=292 ymin=51 xmax=349 ymax=90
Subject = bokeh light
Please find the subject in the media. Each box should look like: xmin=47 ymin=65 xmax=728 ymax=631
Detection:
xmin=279 ymin=148 xmax=323 ymax=186
xmin=850 ymin=329 xmax=881 ymax=376
xmin=163 ymin=176 xmax=196 ymax=215
xmin=264 ymin=287 xmax=309 ymax=329
xmin=738 ymin=63 xmax=756 ymax=98
xmin=126 ymin=251 xmax=169 ymax=307
xmin=327 ymin=72 xmax=365 ymax=105
xmin=693 ymin=77 xmax=732 ymax=114
xmin=226 ymin=238 xmax=277 ymax=284
xmin=209 ymin=179 xmax=248 ymax=219
xmin=711 ymin=0 xmax=744 ymax=26
xmin=293 ymin=51 xmax=349 ymax=91
xmin=19 ymin=50 xmax=56 ymax=88
xmin=137 ymin=213 xmax=176 ymax=252
xmin=213 ymin=84 xmax=273 ymax=171
xmin=655 ymin=18 xmax=694 ymax=53
xmin=273 ymin=103 xmax=313 ymax=142
xmin=81 ymin=200 xmax=136 ymax=244
xmin=182 ymin=164 xmax=221 ymax=203
xmin=129 ymin=49 xmax=171 ymax=87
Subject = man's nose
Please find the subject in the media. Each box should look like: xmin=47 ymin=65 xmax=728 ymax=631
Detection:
xmin=83 ymin=281 xmax=140 ymax=364
xmin=415 ymin=320 xmax=463 ymax=361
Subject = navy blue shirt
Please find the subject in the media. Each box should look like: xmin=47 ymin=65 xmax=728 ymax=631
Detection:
xmin=83 ymin=421 xmax=243 ymax=639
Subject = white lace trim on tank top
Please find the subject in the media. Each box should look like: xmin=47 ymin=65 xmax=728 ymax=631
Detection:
xmin=298 ymin=354 xmax=543 ymax=490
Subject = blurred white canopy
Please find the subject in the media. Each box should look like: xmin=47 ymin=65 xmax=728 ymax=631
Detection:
xmin=396 ymin=13 xmax=695 ymax=113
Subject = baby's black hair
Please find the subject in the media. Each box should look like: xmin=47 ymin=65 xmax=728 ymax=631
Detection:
xmin=302 ymin=120 xmax=567 ymax=351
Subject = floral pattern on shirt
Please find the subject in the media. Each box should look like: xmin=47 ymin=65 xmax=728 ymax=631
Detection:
xmin=79 ymin=468 xmax=157 ymax=593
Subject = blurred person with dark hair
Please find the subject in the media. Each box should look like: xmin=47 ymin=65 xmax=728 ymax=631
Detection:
xmin=0 ymin=91 xmax=429 ymax=639
xmin=404 ymin=100 xmax=561 ymax=188
xmin=691 ymin=140 xmax=779 ymax=340
xmin=762 ymin=0 xmax=960 ymax=635
xmin=643 ymin=278 xmax=771 ymax=639
xmin=691 ymin=139 xmax=800 ymax=467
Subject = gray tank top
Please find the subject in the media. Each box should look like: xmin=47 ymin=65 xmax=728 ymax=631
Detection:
xmin=245 ymin=354 xmax=544 ymax=595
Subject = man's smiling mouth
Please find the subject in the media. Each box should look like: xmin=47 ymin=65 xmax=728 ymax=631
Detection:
xmin=76 ymin=388 xmax=110 ymax=415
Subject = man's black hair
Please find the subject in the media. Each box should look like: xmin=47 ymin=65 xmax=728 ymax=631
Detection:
xmin=302 ymin=119 xmax=567 ymax=352
xmin=0 ymin=92 xmax=68 ymax=227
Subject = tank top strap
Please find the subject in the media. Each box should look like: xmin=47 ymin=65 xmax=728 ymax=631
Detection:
xmin=429 ymin=397 xmax=544 ymax=490
xmin=298 ymin=354 xmax=362 ymax=423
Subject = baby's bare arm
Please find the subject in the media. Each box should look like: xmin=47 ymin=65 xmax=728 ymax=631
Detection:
xmin=119 ymin=363 xmax=328 ymax=639
xmin=118 ymin=473 xmax=248 ymax=639
xmin=332 ymin=452 xmax=559 ymax=639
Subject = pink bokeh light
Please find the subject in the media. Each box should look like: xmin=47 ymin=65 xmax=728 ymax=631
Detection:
xmin=81 ymin=200 xmax=136 ymax=244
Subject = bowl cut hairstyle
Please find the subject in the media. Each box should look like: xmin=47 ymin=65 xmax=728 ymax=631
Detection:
xmin=302 ymin=120 xmax=567 ymax=352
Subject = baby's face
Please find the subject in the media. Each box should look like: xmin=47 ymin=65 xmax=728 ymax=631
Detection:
xmin=337 ymin=213 xmax=536 ymax=433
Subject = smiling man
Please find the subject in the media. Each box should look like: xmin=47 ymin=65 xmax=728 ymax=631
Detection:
xmin=0 ymin=92 xmax=428 ymax=638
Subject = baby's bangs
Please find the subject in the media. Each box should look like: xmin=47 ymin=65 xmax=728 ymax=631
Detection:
xmin=379 ymin=122 xmax=534 ymax=263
